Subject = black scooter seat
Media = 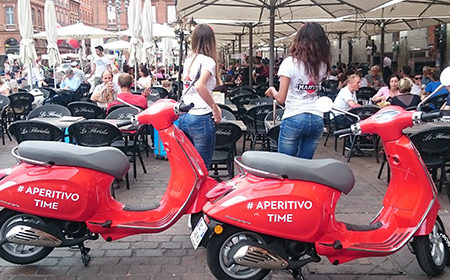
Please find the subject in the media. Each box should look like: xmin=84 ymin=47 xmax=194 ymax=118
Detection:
xmin=17 ymin=141 xmax=130 ymax=179
xmin=241 ymin=151 xmax=355 ymax=194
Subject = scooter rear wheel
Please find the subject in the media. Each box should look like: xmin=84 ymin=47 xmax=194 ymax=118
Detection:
xmin=0 ymin=210 xmax=54 ymax=265
xmin=207 ymin=226 xmax=270 ymax=280
xmin=413 ymin=216 xmax=449 ymax=276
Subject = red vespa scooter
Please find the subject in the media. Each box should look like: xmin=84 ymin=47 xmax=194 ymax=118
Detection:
xmin=0 ymin=100 xmax=216 ymax=265
xmin=194 ymin=75 xmax=450 ymax=279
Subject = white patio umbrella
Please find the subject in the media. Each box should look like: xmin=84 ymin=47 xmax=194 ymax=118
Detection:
xmin=142 ymin=0 xmax=154 ymax=65
xmin=44 ymin=0 xmax=61 ymax=89
xmin=103 ymin=40 xmax=131 ymax=50
xmin=18 ymin=0 xmax=38 ymax=87
xmin=119 ymin=24 xmax=176 ymax=38
xmin=128 ymin=0 xmax=143 ymax=90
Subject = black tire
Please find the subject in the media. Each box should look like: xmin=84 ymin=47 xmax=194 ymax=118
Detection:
xmin=206 ymin=226 xmax=270 ymax=280
xmin=413 ymin=216 xmax=449 ymax=276
xmin=0 ymin=210 xmax=54 ymax=265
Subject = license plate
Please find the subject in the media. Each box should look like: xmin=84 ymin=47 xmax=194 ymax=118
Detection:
xmin=190 ymin=217 xmax=208 ymax=249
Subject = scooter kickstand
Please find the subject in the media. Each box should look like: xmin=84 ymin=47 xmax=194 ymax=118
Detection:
xmin=78 ymin=243 xmax=91 ymax=266
xmin=291 ymin=268 xmax=305 ymax=280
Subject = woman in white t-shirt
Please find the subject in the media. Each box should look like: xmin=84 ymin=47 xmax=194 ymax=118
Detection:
xmin=178 ymin=24 xmax=222 ymax=169
xmin=265 ymin=23 xmax=330 ymax=159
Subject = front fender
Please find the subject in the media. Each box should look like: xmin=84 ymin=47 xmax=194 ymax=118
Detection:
xmin=414 ymin=199 xmax=440 ymax=236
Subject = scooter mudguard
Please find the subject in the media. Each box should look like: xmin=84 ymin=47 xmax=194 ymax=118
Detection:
xmin=203 ymin=173 xmax=341 ymax=242
xmin=0 ymin=163 xmax=114 ymax=221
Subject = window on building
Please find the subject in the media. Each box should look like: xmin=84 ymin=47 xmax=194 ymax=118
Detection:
xmin=38 ymin=10 xmax=42 ymax=27
xmin=6 ymin=7 xmax=14 ymax=25
xmin=167 ymin=5 xmax=176 ymax=24
xmin=32 ymin=8 xmax=36 ymax=26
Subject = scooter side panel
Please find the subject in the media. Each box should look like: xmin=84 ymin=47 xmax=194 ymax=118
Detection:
xmin=0 ymin=163 xmax=113 ymax=221
xmin=203 ymin=174 xmax=341 ymax=242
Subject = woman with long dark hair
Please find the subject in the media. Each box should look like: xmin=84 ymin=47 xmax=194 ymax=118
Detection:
xmin=265 ymin=23 xmax=331 ymax=159
xmin=178 ymin=24 xmax=222 ymax=169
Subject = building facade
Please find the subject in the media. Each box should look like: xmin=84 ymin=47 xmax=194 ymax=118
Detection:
xmin=1 ymin=0 xmax=175 ymax=54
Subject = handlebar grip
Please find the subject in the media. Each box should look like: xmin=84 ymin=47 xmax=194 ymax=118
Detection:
xmin=179 ymin=103 xmax=194 ymax=113
xmin=333 ymin=127 xmax=352 ymax=137
xmin=116 ymin=120 xmax=132 ymax=127
xmin=421 ymin=111 xmax=443 ymax=122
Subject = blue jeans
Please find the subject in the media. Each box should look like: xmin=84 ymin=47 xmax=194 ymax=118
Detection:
xmin=278 ymin=113 xmax=324 ymax=159
xmin=178 ymin=113 xmax=215 ymax=169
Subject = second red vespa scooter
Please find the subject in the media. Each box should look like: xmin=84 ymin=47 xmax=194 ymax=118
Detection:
xmin=0 ymin=100 xmax=217 ymax=265
xmin=193 ymin=69 xmax=450 ymax=279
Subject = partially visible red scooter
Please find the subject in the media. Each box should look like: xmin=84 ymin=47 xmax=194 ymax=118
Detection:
xmin=0 ymin=99 xmax=217 ymax=265
xmin=193 ymin=67 xmax=450 ymax=280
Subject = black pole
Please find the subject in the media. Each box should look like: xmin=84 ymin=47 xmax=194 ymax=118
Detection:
xmin=177 ymin=31 xmax=184 ymax=100
xmin=269 ymin=0 xmax=275 ymax=87
xmin=249 ymin=25 xmax=253 ymax=87
xmin=380 ymin=20 xmax=385 ymax=68
xmin=338 ymin=33 xmax=342 ymax=65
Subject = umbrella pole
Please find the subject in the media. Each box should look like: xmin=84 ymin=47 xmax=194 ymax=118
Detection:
xmin=135 ymin=62 xmax=138 ymax=91
xmin=53 ymin=66 xmax=57 ymax=90
xmin=28 ymin=63 xmax=33 ymax=89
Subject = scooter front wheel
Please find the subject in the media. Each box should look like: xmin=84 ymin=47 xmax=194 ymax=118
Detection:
xmin=207 ymin=226 xmax=270 ymax=280
xmin=413 ymin=216 xmax=449 ymax=276
xmin=0 ymin=210 xmax=54 ymax=265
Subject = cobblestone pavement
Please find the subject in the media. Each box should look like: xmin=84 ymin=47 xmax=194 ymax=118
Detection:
xmin=0 ymin=135 xmax=449 ymax=280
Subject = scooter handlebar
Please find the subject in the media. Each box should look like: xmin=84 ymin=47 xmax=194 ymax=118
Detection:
xmin=178 ymin=102 xmax=195 ymax=113
xmin=421 ymin=111 xmax=443 ymax=122
xmin=116 ymin=120 xmax=132 ymax=127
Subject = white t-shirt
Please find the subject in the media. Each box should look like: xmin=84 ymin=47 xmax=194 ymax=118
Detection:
xmin=93 ymin=55 xmax=111 ymax=78
xmin=182 ymin=53 xmax=217 ymax=115
xmin=333 ymin=86 xmax=357 ymax=115
xmin=411 ymin=83 xmax=422 ymax=96
xmin=277 ymin=56 xmax=327 ymax=119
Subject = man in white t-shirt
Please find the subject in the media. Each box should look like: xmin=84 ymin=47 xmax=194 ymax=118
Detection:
xmin=333 ymin=74 xmax=361 ymax=128
xmin=88 ymin=45 xmax=111 ymax=88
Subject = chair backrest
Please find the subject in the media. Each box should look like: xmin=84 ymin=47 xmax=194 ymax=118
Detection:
xmin=321 ymin=80 xmax=339 ymax=92
xmin=264 ymin=108 xmax=285 ymax=122
xmin=8 ymin=92 xmax=35 ymax=120
xmin=347 ymin=105 xmax=380 ymax=123
xmin=249 ymin=97 xmax=273 ymax=105
xmin=245 ymin=104 xmax=273 ymax=134
xmin=215 ymin=122 xmax=243 ymax=150
xmin=410 ymin=126 xmax=450 ymax=156
xmin=229 ymin=87 xmax=255 ymax=98
xmin=78 ymin=83 xmax=91 ymax=95
xmin=389 ymin=94 xmax=421 ymax=109
xmin=266 ymin=125 xmax=280 ymax=152
xmin=0 ymin=95 xmax=10 ymax=111
xmin=106 ymin=106 xmax=140 ymax=120
xmin=8 ymin=120 xmax=64 ymax=143
xmin=419 ymin=94 xmax=447 ymax=112
xmin=28 ymin=104 xmax=72 ymax=119
xmin=221 ymin=109 xmax=236 ymax=121
xmin=68 ymin=120 xmax=123 ymax=147
xmin=67 ymin=101 xmax=105 ymax=119
xmin=151 ymin=87 xmax=169 ymax=98
xmin=356 ymin=87 xmax=377 ymax=105
xmin=231 ymin=94 xmax=257 ymax=107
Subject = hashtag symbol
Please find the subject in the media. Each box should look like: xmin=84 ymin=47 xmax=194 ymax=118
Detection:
xmin=247 ymin=202 xmax=253 ymax=210
xmin=17 ymin=185 xmax=24 ymax=192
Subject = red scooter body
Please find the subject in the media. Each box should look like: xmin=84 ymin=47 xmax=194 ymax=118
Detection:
xmin=201 ymin=106 xmax=447 ymax=279
xmin=0 ymin=99 xmax=217 ymax=265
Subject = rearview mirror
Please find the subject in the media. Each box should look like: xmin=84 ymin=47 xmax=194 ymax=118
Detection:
xmin=316 ymin=96 xmax=334 ymax=113
xmin=440 ymin=66 xmax=450 ymax=86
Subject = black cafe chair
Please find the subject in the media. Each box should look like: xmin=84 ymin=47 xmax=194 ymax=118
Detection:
xmin=356 ymin=87 xmax=377 ymax=105
xmin=67 ymin=101 xmax=105 ymax=119
xmin=28 ymin=104 xmax=72 ymax=119
xmin=9 ymin=120 xmax=65 ymax=143
xmin=242 ymin=104 xmax=273 ymax=151
xmin=419 ymin=94 xmax=447 ymax=112
xmin=8 ymin=92 xmax=35 ymax=121
xmin=410 ymin=126 xmax=450 ymax=202
xmin=211 ymin=122 xmax=243 ymax=178
xmin=68 ymin=120 xmax=132 ymax=189
xmin=344 ymin=105 xmax=380 ymax=162
xmin=0 ymin=95 xmax=12 ymax=145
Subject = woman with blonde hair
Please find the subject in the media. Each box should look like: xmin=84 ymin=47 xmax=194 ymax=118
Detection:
xmin=389 ymin=77 xmax=421 ymax=109
xmin=265 ymin=22 xmax=331 ymax=159
xmin=178 ymin=23 xmax=222 ymax=169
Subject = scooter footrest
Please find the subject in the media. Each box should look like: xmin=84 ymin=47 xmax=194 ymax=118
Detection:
xmin=333 ymin=240 xmax=343 ymax=249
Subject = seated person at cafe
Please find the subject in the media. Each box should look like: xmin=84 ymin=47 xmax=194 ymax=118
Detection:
xmin=60 ymin=68 xmax=81 ymax=92
xmin=389 ymin=78 xmax=421 ymax=109
xmin=90 ymin=70 xmax=120 ymax=108
xmin=107 ymin=73 xmax=148 ymax=112
xmin=425 ymin=72 xmax=449 ymax=97
xmin=333 ymin=74 xmax=361 ymax=128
